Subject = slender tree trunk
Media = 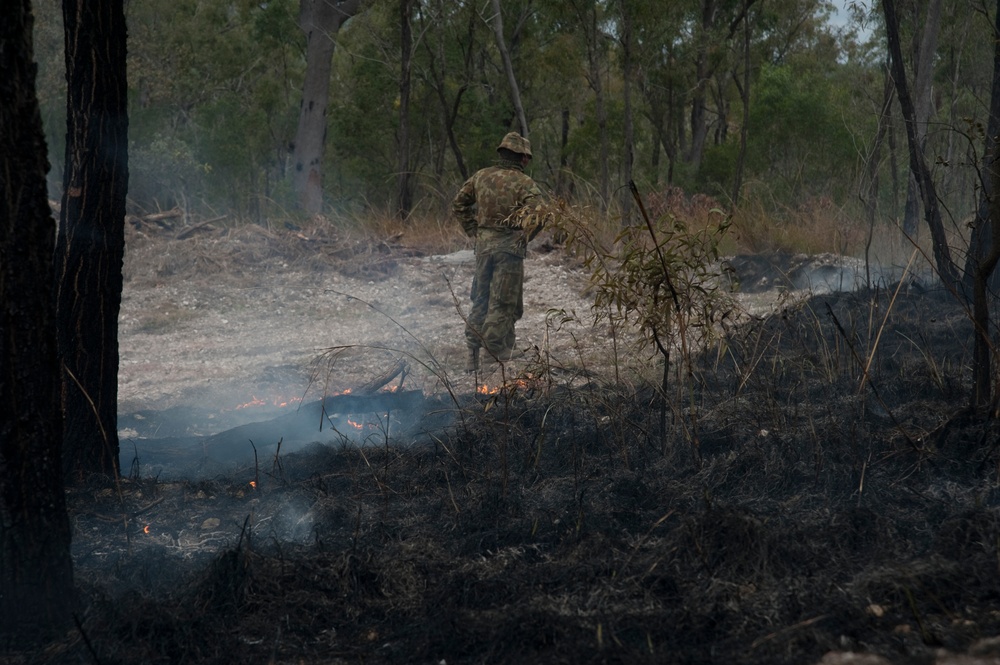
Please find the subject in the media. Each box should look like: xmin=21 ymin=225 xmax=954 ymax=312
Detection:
xmin=883 ymin=0 xmax=959 ymax=289
xmin=557 ymin=106 xmax=571 ymax=195
xmin=620 ymin=0 xmax=634 ymax=223
xmin=396 ymin=0 xmax=413 ymax=219
xmin=901 ymin=0 xmax=942 ymax=239
xmin=489 ymin=0 xmax=528 ymax=137
xmin=730 ymin=0 xmax=752 ymax=209
xmin=862 ymin=62 xmax=895 ymax=288
xmin=292 ymin=0 xmax=361 ymax=214
xmin=1 ymin=0 xmax=75 ymax=644
xmin=56 ymin=0 xmax=129 ymax=482
xmin=688 ymin=0 xmax=716 ymax=172
xmin=424 ymin=1 xmax=472 ymax=183
xmin=576 ymin=1 xmax=609 ymax=209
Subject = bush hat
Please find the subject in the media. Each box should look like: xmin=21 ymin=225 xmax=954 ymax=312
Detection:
xmin=497 ymin=131 xmax=532 ymax=157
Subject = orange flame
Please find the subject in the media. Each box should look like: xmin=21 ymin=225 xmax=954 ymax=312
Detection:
xmin=346 ymin=418 xmax=364 ymax=430
xmin=143 ymin=525 xmax=151 ymax=534
xmin=249 ymin=480 xmax=257 ymax=489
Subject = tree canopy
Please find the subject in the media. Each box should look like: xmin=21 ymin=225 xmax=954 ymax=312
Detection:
xmin=27 ymin=0 xmax=994 ymax=242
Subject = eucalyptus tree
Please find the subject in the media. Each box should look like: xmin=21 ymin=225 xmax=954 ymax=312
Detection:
xmin=292 ymin=0 xmax=363 ymax=214
xmin=1 ymin=0 xmax=75 ymax=644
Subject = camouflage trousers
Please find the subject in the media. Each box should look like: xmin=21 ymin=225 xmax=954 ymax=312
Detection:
xmin=465 ymin=250 xmax=524 ymax=356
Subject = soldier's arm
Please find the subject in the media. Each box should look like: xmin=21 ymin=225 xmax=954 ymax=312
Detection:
xmin=451 ymin=178 xmax=478 ymax=237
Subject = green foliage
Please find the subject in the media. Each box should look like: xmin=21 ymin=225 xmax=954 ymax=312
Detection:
xmin=597 ymin=215 xmax=735 ymax=359
xmin=555 ymin=197 xmax=736 ymax=362
xmin=28 ymin=0 xmax=992 ymax=248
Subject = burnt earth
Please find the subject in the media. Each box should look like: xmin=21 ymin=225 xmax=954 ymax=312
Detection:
xmin=19 ymin=226 xmax=1000 ymax=665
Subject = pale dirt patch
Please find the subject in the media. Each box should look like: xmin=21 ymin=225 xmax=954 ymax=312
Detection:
xmin=117 ymin=227 xmax=639 ymax=423
xmin=117 ymin=224 xmax=874 ymax=433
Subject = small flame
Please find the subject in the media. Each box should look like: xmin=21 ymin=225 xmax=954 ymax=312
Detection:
xmin=143 ymin=525 xmax=151 ymax=534
xmin=346 ymin=418 xmax=364 ymax=430
xmin=249 ymin=480 xmax=257 ymax=489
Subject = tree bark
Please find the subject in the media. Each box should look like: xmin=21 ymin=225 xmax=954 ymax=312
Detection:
xmin=901 ymin=0 xmax=943 ymax=238
xmin=688 ymin=0 xmax=716 ymax=172
xmin=0 ymin=0 xmax=76 ymax=644
xmin=969 ymin=0 xmax=1000 ymax=410
xmin=56 ymin=0 xmax=129 ymax=482
xmin=396 ymin=0 xmax=413 ymax=219
xmin=292 ymin=0 xmax=362 ymax=214
xmin=730 ymin=0 xmax=752 ymax=209
xmin=489 ymin=0 xmax=528 ymax=137
xmin=620 ymin=0 xmax=635 ymax=223
xmin=573 ymin=0 xmax=609 ymax=209
xmin=883 ymin=0 xmax=959 ymax=290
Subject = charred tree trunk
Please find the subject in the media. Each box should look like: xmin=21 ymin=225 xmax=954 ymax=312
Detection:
xmin=969 ymin=0 xmax=1000 ymax=411
xmin=292 ymin=0 xmax=361 ymax=214
xmin=56 ymin=0 xmax=129 ymax=482
xmin=0 ymin=0 xmax=76 ymax=644
xmin=883 ymin=0 xmax=959 ymax=290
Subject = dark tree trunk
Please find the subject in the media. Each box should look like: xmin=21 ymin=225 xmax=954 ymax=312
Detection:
xmin=620 ymin=0 xmax=634 ymax=223
xmin=688 ymin=0 xmax=716 ymax=172
xmin=292 ymin=0 xmax=362 ymax=214
xmin=730 ymin=0 xmax=752 ymax=209
xmin=396 ymin=0 xmax=413 ymax=219
xmin=573 ymin=0 xmax=609 ymax=209
xmin=901 ymin=0 xmax=943 ymax=239
xmin=0 ymin=0 xmax=76 ymax=645
xmin=557 ymin=106 xmax=571 ymax=196
xmin=423 ymin=1 xmax=472 ymax=183
xmin=883 ymin=0 xmax=959 ymax=290
xmin=969 ymin=0 xmax=1000 ymax=410
xmin=56 ymin=0 xmax=129 ymax=482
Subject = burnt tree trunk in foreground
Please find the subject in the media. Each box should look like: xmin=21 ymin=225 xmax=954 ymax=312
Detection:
xmin=0 ymin=0 xmax=76 ymax=645
xmin=969 ymin=0 xmax=1000 ymax=410
xmin=56 ymin=0 xmax=129 ymax=481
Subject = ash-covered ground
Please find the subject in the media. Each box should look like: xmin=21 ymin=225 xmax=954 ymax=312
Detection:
xmin=23 ymin=224 xmax=1000 ymax=665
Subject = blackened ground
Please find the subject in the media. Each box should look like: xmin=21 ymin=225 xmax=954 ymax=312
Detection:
xmin=21 ymin=277 xmax=1000 ymax=665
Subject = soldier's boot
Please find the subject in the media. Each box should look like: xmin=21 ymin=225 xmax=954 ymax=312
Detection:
xmin=495 ymin=346 xmax=525 ymax=362
xmin=465 ymin=347 xmax=480 ymax=373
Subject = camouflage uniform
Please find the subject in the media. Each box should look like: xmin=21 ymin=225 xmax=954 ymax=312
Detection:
xmin=452 ymin=132 xmax=544 ymax=370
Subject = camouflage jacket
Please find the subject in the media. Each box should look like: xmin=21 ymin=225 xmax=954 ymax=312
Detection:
xmin=452 ymin=159 xmax=543 ymax=257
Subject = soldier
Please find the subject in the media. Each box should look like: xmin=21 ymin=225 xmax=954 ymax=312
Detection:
xmin=452 ymin=131 xmax=546 ymax=373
